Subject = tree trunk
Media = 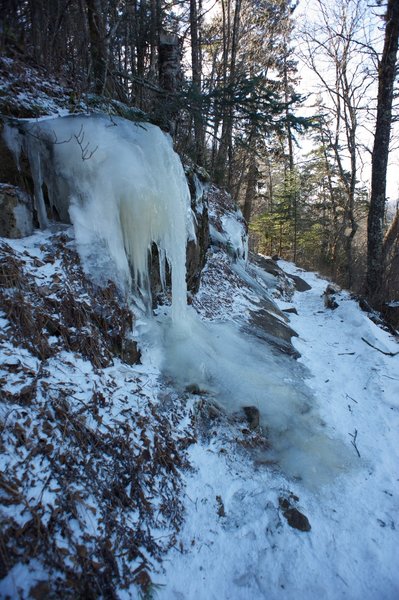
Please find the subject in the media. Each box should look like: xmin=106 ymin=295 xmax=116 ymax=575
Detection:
xmin=85 ymin=0 xmax=108 ymax=94
xmin=366 ymin=0 xmax=399 ymax=301
xmin=158 ymin=31 xmax=181 ymax=134
xmin=190 ymin=0 xmax=205 ymax=165
xmin=214 ymin=0 xmax=241 ymax=187
xmin=242 ymin=158 xmax=258 ymax=224
xmin=382 ymin=210 xmax=399 ymax=303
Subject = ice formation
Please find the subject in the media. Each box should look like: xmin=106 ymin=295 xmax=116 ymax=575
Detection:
xmin=4 ymin=114 xmax=193 ymax=318
xmin=139 ymin=308 xmax=353 ymax=487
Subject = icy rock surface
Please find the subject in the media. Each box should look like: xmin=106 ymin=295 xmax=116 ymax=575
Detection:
xmin=0 ymin=183 xmax=33 ymax=238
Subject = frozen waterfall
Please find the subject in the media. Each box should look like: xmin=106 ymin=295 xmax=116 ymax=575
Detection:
xmin=4 ymin=114 xmax=193 ymax=319
xmin=4 ymin=113 xmax=354 ymax=487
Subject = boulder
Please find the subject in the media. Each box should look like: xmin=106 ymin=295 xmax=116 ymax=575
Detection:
xmin=246 ymin=304 xmax=300 ymax=357
xmin=382 ymin=303 xmax=399 ymax=330
xmin=121 ymin=337 xmax=141 ymax=365
xmin=249 ymin=253 xmax=282 ymax=278
xmin=287 ymin=273 xmax=312 ymax=292
xmin=279 ymin=495 xmax=311 ymax=532
xmin=323 ymin=283 xmax=340 ymax=310
xmin=0 ymin=184 xmax=33 ymax=238
xmin=283 ymin=307 xmax=298 ymax=315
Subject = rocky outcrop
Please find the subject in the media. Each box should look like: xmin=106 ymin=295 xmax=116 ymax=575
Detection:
xmin=0 ymin=184 xmax=33 ymax=238
xmin=245 ymin=305 xmax=299 ymax=357
xmin=186 ymin=170 xmax=210 ymax=295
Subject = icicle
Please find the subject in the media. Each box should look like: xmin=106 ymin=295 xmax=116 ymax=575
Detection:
xmin=4 ymin=115 xmax=193 ymax=319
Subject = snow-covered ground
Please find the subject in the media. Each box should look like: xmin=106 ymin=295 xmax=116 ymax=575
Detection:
xmin=1 ymin=227 xmax=398 ymax=599
xmin=159 ymin=260 xmax=399 ymax=600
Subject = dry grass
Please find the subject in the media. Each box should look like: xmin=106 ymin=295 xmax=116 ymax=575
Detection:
xmin=0 ymin=233 xmax=195 ymax=597
xmin=0 ymin=236 xmax=134 ymax=367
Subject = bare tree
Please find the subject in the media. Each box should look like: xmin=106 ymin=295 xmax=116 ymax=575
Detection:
xmin=300 ymin=0 xmax=376 ymax=287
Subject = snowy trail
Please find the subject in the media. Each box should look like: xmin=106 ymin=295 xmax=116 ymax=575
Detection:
xmin=159 ymin=262 xmax=399 ymax=600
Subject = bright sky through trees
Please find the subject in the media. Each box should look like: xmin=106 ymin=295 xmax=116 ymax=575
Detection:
xmin=294 ymin=0 xmax=399 ymax=206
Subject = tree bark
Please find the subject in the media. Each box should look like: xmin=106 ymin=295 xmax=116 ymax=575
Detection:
xmin=242 ymin=157 xmax=258 ymax=224
xmin=366 ymin=0 xmax=399 ymax=301
xmin=158 ymin=31 xmax=181 ymax=133
xmin=85 ymin=0 xmax=108 ymax=94
xmin=190 ymin=0 xmax=205 ymax=165
xmin=214 ymin=0 xmax=241 ymax=187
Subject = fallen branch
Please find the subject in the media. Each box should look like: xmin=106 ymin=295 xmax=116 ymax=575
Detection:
xmin=361 ymin=337 xmax=399 ymax=357
xmin=346 ymin=393 xmax=358 ymax=404
xmin=349 ymin=429 xmax=361 ymax=458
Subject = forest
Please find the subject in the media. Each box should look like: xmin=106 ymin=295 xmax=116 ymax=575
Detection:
xmin=1 ymin=0 xmax=398 ymax=316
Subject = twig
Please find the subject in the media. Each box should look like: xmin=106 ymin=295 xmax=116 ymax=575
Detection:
xmin=361 ymin=337 xmax=399 ymax=357
xmin=349 ymin=429 xmax=361 ymax=458
xmin=346 ymin=393 xmax=358 ymax=404
xmin=74 ymin=124 xmax=98 ymax=161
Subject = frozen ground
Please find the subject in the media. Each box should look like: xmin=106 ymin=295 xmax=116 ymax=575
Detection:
xmin=1 ymin=229 xmax=398 ymax=599
xmin=158 ymin=260 xmax=399 ymax=600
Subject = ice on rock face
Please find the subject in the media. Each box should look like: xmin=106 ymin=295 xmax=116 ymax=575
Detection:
xmin=4 ymin=114 xmax=193 ymax=318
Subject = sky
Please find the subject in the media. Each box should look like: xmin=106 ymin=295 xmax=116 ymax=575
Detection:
xmin=294 ymin=0 xmax=399 ymax=207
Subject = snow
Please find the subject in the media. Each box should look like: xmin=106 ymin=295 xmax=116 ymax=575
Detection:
xmin=158 ymin=261 xmax=399 ymax=600
xmin=1 ymin=224 xmax=398 ymax=598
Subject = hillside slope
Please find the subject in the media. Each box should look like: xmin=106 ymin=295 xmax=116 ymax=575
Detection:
xmin=1 ymin=219 xmax=398 ymax=599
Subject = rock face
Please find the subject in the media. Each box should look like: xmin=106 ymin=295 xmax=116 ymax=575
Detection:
xmin=186 ymin=172 xmax=210 ymax=295
xmin=0 ymin=129 xmax=21 ymax=187
xmin=242 ymin=406 xmax=260 ymax=430
xmin=0 ymin=184 xmax=33 ymax=238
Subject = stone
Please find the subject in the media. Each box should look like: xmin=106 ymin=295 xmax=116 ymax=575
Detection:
xmin=287 ymin=273 xmax=312 ymax=292
xmin=325 ymin=283 xmax=341 ymax=295
xmin=279 ymin=495 xmax=311 ymax=532
xmin=185 ymin=383 xmax=203 ymax=395
xmin=216 ymin=495 xmax=225 ymax=517
xmin=246 ymin=306 xmax=300 ymax=358
xmin=283 ymin=307 xmax=298 ymax=315
xmin=282 ymin=508 xmax=311 ymax=532
xmin=121 ymin=338 xmax=141 ymax=365
xmin=324 ymin=294 xmax=339 ymax=310
xmin=323 ymin=284 xmax=340 ymax=310
xmin=250 ymin=253 xmax=282 ymax=277
xmin=0 ymin=184 xmax=33 ymax=238
xmin=382 ymin=303 xmax=399 ymax=329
